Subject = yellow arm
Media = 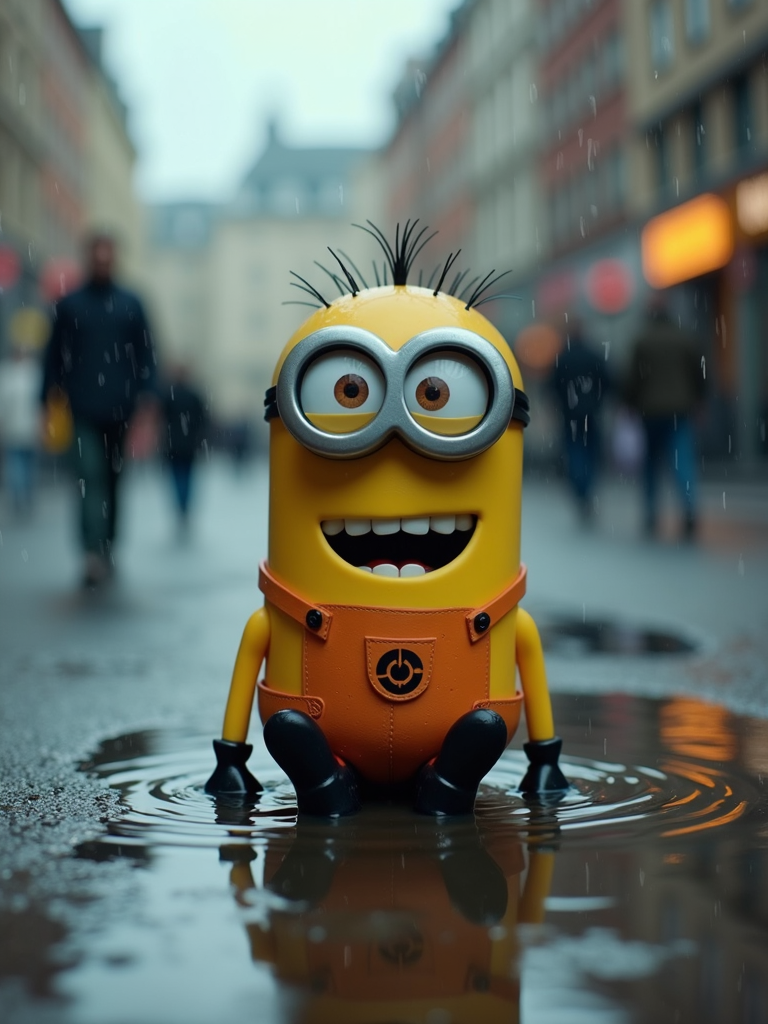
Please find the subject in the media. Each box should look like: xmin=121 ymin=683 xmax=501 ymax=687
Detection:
xmin=515 ymin=607 xmax=555 ymax=741
xmin=222 ymin=606 xmax=270 ymax=742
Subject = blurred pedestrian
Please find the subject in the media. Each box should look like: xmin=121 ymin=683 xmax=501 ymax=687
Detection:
xmin=160 ymin=363 xmax=208 ymax=535
xmin=625 ymin=298 xmax=705 ymax=541
xmin=0 ymin=347 xmax=42 ymax=516
xmin=547 ymin=321 xmax=610 ymax=523
xmin=40 ymin=232 xmax=157 ymax=587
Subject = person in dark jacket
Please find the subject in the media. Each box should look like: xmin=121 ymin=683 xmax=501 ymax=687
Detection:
xmin=547 ymin=321 xmax=610 ymax=523
xmin=625 ymin=298 xmax=705 ymax=540
xmin=160 ymin=364 xmax=208 ymax=534
xmin=41 ymin=233 xmax=157 ymax=586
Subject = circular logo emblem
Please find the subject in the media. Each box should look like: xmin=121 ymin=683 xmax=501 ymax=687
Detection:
xmin=375 ymin=648 xmax=424 ymax=696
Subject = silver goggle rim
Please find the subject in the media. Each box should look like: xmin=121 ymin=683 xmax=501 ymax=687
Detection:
xmin=274 ymin=325 xmax=516 ymax=461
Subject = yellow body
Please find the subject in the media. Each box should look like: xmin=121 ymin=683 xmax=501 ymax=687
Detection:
xmin=221 ymin=285 xmax=555 ymax=753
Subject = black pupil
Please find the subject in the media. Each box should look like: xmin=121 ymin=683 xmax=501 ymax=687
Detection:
xmin=344 ymin=381 xmax=360 ymax=399
xmin=425 ymin=385 xmax=441 ymax=402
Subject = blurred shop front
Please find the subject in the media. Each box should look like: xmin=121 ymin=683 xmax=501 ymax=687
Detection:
xmin=641 ymin=174 xmax=768 ymax=470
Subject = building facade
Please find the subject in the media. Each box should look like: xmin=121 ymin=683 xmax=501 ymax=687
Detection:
xmin=0 ymin=0 xmax=139 ymax=355
xmin=625 ymin=0 xmax=768 ymax=464
xmin=144 ymin=123 xmax=380 ymax=444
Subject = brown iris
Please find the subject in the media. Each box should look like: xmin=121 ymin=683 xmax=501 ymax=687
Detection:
xmin=334 ymin=373 xmax=369 ymax=409
xmin=415 ymin=376 xmax=450 ymax=411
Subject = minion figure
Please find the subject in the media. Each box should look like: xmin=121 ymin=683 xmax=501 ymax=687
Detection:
xmin=206 ymin=223 xmax=568 ymax=815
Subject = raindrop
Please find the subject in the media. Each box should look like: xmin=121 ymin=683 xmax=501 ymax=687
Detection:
xmin=585 ymin=862 xmax=590 ymax=893
xmin=737 ymin=554 xmax=744 ymax=577
xmin=98 ymin=373 xmax=105 ymax=386
xmin=21 ymin=549 xmax=28 ymax=562
xmin=529 ymin=83 xmax=537 ymax=103
xmin=722 ymin=491 xmax=726 ymax=510
xmin=79 ymin=479 xmax=86 ymax=497
xmin=639 ymin=870 xmax=645 ymax=887
xmin=701 ymin=356 xmax=706 ymax=379
xmin=602 ymin=341 xmax=610 ymax=361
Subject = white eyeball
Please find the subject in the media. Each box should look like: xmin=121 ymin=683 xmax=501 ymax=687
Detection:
xmin=300 ymin=351 xmax=385 ymax=414
xmin=404 ymin=351 xmax=489 ymax=419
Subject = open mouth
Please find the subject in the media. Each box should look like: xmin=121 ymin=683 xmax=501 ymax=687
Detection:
xmin=320 ymin=515 xmax=476 ymax=577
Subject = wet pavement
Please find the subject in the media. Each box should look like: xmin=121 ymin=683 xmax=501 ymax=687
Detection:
xmin=1 ymin=459 xmax=767 ymax=1023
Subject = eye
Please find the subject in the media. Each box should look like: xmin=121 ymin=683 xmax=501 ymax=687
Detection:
xmin=300 ymin=351 xmax=384 ymax=415
xmin=405 ymin=351 xmax=489 ymax=419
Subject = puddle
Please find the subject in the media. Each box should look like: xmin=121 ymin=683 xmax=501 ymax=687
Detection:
xmin=77 ymin=722 xmax=752 ymax=849
xmin=540 ymin=617 xmax=699 ymax=655
xmin=6 ymin=694 xmax=768 ymax=1024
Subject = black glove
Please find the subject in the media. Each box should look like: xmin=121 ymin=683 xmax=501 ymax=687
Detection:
xmin=204 ymin=739 xmax=262 ymax=797
xmin=518 ymin=737 xmax=569 ymax=796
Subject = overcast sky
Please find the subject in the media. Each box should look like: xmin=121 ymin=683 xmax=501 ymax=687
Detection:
xmin=62 ymin=0 xmax=459 ymax=204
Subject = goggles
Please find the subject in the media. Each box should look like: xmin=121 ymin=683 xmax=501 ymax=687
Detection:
xmin=264 ymin=325 xmax=529 ymax=462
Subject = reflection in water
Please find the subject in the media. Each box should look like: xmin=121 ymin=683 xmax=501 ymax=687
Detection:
xmin=221 ymin=814 xmax=552 ymax=1021
xmin=27 ymin=694 xmax=767 ymax=1023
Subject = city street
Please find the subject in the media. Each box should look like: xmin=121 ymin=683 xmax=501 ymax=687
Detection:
xmin=1 ymin=456 xmax=767 ymax=1023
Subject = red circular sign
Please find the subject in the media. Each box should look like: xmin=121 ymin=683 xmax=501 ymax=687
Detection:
xmin=0 ymin=246 xmax=21 ymax=289
xmin=585 ymin=259 xmax=634 ymax=314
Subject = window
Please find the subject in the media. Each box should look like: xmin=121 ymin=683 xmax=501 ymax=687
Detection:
xmin=688 ymin=0 xmax=712 ymax=43
xmin=691 ymin=100 xmax=706 ymax=180
xmin=650 ymin=126 xmax=671 ymax=193
xmin=602 ymin=32 xmax=624 ymax=93
xmin=733 ymin=75 xmax=753 ymax=153
xmin=649 ymin=0 xmax=675 ymax=72
xmin=685 ymin=0 xmax=710 ymax=44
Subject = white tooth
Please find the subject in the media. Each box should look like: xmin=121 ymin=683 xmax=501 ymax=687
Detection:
xmin=402 ymin=516 xmax=430 ymax=535
xmin=322 ymin=519 xmax=344 ymax=535
xmin=372 ymin=518 xmax=400 ymax=535
xmin=430 ymin=515 xmax=456 ymax=535
xmin=345 ymin=519 xmax=371 ymax=536
xmin=372 ymin=563 xmax=399 ymax=577
xmin=455 ymin=514 xmax=474 ymax=531
xmin=400 ymin=563 xmax=426 ymax=577
xmin=357 ymin=565 xmax=373 ymax=572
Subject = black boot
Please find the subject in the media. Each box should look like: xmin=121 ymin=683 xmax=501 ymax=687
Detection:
xmin=414 ymin=709 xmax=508 ymax=816
xmin=518 ymin=737 xmax=569 ymax=800
xmin=263 ymin=710 xmax=360 ymax=818
xmin=204 ymin=739 xmax=262 ymax=798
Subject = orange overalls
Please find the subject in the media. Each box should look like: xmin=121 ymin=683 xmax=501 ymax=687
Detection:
xmin=256 ymin=561 xmax=526 ymax=786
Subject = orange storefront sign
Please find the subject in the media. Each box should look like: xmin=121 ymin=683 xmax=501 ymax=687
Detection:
xmin=641 ymin=193 xmax=734 ymax=288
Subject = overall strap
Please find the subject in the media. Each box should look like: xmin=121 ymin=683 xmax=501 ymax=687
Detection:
xmin=258 ymin=561 xmax=333 ymax=640
xmin=259 ymin=559 xmax=528 ymax=645
xmin=466 ymin=564 xmax=527 ymax=643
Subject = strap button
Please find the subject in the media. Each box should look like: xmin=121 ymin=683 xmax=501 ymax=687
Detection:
xmin=474 ymin=612 xmax=491 ymax=633
xmin=306 ymin=609 xmax=323 ymax=630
